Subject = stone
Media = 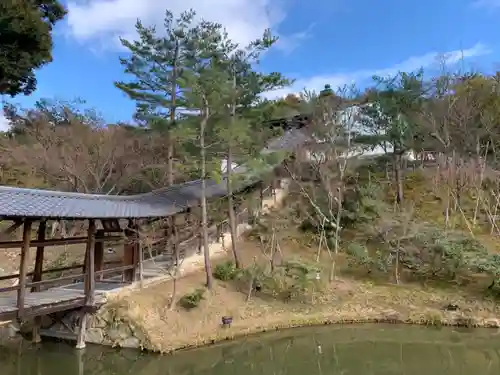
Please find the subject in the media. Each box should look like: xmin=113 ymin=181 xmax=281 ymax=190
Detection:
xmin=85 ymin=328 xmax=105 ymax=344
xmin=484 ymin=318 xmax=500 ymax=328
xmin=119 ymin=337 xmax=140 ymax=349
xmin=382 ymin=310 xmax=401 ymax=322
xmin=107 ymin=325 xmax=132 ymax=342
xmin=88 ymin=315 xmax=107 ymax=329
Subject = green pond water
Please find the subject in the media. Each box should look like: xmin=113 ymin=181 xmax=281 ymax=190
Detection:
xmin=2 ymin=324 xmax=500 ymax=374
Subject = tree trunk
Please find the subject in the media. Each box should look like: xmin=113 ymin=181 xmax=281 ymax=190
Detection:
xmin=200 ymin=108 xmax=213 ymax=289
xmin=393 ymin=152 xmax=404 ymax=205
xmin=166 ymin=41 xmax=179 ymax=186
xmin=168 ymin=217 xmax=180 ymax=310
xmin=227 ymin=148 xmax=242 ymax=269
xmin=166 ymin=132 xmax=174 ymax=186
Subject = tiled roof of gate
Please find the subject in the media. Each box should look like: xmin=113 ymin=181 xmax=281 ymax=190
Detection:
xmin=0 ymin=122 xmax=311 ymax=219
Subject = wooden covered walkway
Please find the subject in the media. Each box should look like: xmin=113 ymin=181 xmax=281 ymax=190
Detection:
xmin=0 ymin=115 xmax=310 ymax=347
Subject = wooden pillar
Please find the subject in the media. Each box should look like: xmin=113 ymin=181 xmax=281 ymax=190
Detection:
xmin=84 ymin=219 xmax=96 ymax=305
xmin=94 ymin=230 xmax=104 ymax=281
xmin=17 ymin=220 xmax=32 ymax=320
xmin=31 ymin=221 xmax=46 ymax=292
xmin=76 ymin=219 xmax=96 ymax=350
xmin=133 ymin=221 xmax=140 ymax=282
xmin=31 ymin=220 xmax=46 ymax=344
xmin=123 ymin=219 xmax=137 ymax=283
xmin=138 ymin=221 xmax=144 ymax=286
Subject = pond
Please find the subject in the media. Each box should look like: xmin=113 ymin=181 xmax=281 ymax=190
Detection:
xmin=1 ymin=324 xmax=500 ymax=374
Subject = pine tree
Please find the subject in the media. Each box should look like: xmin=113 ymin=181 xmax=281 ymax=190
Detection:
xmin=115 ymin=9 xmax=196 ymax=185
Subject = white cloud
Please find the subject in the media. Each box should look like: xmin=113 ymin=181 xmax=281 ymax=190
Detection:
xmin=263 ymin=42 xmax=492 ymax=99
xmin=472 ymin=0 xmax=500 ymax=8
xmin=0 ymin=112 xmax=10 ymax=132
xmin=65 ymin=0 xmax=293 ymax=50
xmin=274 ymin=23 xmax=315 ymax=54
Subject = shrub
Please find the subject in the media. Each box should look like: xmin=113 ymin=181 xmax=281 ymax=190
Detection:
xmin=345 ymin=241 xmax=393 ymax=274
xmin=179 ymin=288 xmax=205 ymax=310
xmin=213 ymin=261 xmax=240 ymax=281
xmin=345 ymin=226 xmax=490 ymax=283
xmin=247 ymin=260 xmax=322 ymax=302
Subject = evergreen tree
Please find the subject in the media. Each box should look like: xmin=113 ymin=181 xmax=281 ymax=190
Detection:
xmin=0 ymin=0 xmax=66 ymax=96
xmin=116 ymin=9 xmax=196 ymax=185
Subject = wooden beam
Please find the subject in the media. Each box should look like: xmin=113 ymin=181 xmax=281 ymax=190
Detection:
xmin=0 ymin=235 xmax=123 ymax=249
xmin=0 ymin=260 xmax=121 ymax=282
xmin=17 ymin=220 xmax=33 ymax=319
xmin=1 ymin=219 xmax=23 ymax=238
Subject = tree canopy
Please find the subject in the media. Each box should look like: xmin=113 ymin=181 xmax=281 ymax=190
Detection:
xmin=0 ymin=0 xmax=66 ymax=97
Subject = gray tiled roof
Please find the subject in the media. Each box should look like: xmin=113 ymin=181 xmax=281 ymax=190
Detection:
xmin=0 ymin=127 xmax=310 ymax=219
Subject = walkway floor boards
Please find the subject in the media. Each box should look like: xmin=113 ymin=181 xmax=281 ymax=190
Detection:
xmin=0 ymin=281 xmax=128 ymax=320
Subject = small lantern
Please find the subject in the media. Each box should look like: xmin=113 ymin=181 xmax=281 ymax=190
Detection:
xmin=315 ymin=272 xmax=321 ymax=280
xmin=221 ymin=316 xmax=233 ymax=328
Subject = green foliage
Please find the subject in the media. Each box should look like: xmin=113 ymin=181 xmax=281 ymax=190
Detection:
xmin=408 ymin=229 xmax=488 ymax=279
xmin=341 ymin=181 xmax=387 ymax=227
xmin=115 ymin=10 xmax=195 ymax=126
xmin=345 ymin=242 xmax=392 ymax=274
xmin=345 ymin=226 xmax=490 ymax=281
xmin=239 ymin=260 xmax=321 ymax=303
xmin=0 ymin=0 xmax=66 ymax=96
xmin=179 ymin=288 xmax=205 ymax=310
xmin=213 ymin=261 xmax=240 ymax=281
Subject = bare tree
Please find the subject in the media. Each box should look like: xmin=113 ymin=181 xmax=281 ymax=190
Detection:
xmin=286 ymin=85 xmax=359 ymax=281
xmin=8 ymin=119 xmax=147 ymax=194
xmin=138 ymin=217 xmax=185 ymax=309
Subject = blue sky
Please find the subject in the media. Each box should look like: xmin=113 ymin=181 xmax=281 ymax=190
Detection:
xmin=2 ymin=0 xmax=500 ymax=128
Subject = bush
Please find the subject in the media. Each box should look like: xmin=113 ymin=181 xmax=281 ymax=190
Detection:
xmin=213 ymin=261 xmax=240 ymax=281
xmin=345 ymin=226 xmax=490 ymax=282
xmin=243 ymin=260 xmax=322 ymax=303
xmin=179 ymin=288 xmax=205 ymax=310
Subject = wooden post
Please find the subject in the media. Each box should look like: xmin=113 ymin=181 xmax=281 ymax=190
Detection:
xmin=31 ymin=220 xmax=46 ymax=344
xmin=94 ymin=230 xmax=104 ymax=281
xmin=76 ymin=219 xmax=96 ymax=350
xmin=31 ymin=221 xmax=46 ymax=292
xmin=133 ymin=220 xmax=140 ymax=282
xmin=17 ymin=220 xmax=32 ymax=320
xmin=138 ymin=222 xmax=144 ymax=287
xmin=84 ymin=219 xmax=96 ymax=305
xmin=123 ymin=219 xmax=137 ymax=283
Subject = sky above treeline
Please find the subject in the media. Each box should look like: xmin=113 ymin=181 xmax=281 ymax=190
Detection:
xmin=1 ymin=0 xmax=500 ymax=130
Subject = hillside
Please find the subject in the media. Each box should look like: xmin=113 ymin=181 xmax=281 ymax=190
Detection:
xmin=97 ymin=159 xmax=500 ymax=352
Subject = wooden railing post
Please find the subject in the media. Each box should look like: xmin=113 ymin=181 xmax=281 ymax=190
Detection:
xmin=17 ymin=220 xmax=33 ymax=319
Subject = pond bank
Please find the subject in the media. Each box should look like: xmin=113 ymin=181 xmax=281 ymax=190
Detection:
xmin=88 ymin=274 xmax=500 ymax=353
xmin=4 ymin=324 xmax=500 ymax=375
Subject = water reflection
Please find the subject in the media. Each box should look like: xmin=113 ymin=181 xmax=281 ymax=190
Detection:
xmin=1 ymin=325 xmax=500 ymax=375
